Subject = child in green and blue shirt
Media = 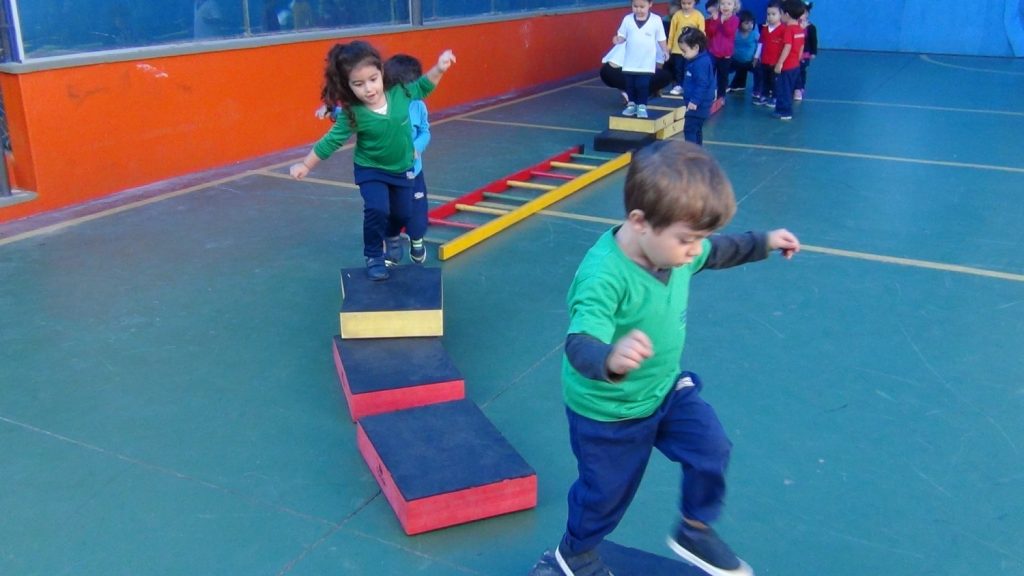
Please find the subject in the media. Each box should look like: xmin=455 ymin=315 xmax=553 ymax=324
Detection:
xmin=552 ymin=141 xmax=800 ymax=576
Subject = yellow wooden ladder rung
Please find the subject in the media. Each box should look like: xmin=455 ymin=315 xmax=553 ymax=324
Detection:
xmin=506 ymin=180 xmax=557 ymax=191
xmin=550 ymin=161 xmax=597 ymax=171
xmin=455 ymin=203 xmax=510 ymax=216
xmin=482 ymin=191 xmax=533 ymax=203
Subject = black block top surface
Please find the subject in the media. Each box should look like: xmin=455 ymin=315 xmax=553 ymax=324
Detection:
xmin=359 ymin=399 xmax=535 ymax=500
xmin=646 ymin=96 xmax=685 ymax=109
xmin=340 ymin=266 xmax=442 ymax=313
xmin=334 ymin=336 xmax=462 ymax=393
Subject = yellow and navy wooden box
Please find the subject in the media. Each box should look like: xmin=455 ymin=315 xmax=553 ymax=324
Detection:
xmin=594 ymin=129 xmax=657 ymax=153
xmin=646 ymin=96 xmax=688 ymax=120
xmin=339 ymin=266 xmax=443 ymax=339
xmin=356 ymin=399 xmax=537 ymax=535
xmin=529 ymin=541 xmax=703 ymax=576
xmin=332 ymin=335 xmax=465 ymax=421
xmin=608 ymin=107 xmax=676 ymax=134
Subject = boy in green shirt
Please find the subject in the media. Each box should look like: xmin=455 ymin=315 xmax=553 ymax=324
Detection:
xmin=553 ymin=141 xmax=799 ymax=576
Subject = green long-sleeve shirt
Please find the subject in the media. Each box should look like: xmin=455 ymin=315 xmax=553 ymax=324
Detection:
xmin=313 ymin=76 xmax=436 ymax=173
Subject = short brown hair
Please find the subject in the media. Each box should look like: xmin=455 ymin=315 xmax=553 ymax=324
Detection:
xmin=623 ymin=141 xmax=736 ymax=231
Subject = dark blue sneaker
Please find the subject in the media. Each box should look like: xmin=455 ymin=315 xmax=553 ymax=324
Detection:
xmin=384 ymin=236 xmax=404 ymax=265
xmin=409 ymin=238 xmax=426 ymax=264
xmin=365 ymin=256 xmax=389 ymax=281
xmin=667 ymin=521 xmax=752 ymax=576
xmin=554 ymin=545 xmax=614 ymax=576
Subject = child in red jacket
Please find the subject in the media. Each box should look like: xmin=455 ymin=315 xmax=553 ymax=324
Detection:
xmin=772 ymin=0 xmax=807 ymax=120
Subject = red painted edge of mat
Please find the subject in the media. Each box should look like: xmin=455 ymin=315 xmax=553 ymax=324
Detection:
xmin=356 ymin=424 xmax=538 ymax=535
xmin=333 ymin=342 xmax=465 ymax=421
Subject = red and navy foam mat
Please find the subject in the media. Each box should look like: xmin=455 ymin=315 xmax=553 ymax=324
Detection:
xmin=356 ymin=399 xmax=537 ymax=535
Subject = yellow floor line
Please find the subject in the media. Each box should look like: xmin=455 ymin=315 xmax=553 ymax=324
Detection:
xmin=455 ymin=117 xmax=600 ymax=134
xmin=919 ymin=54 xmax=1024 ymax=76
xmin=256 ymin=169 xmax=360 ymax=189
xmin=705 ymin=140 xmax=1024 ymax=174
xmin=803 ymin=98 xmax=1024 ymax=117
xmin=0 ymin=173 xmax=256 ymax=247
xmin=432 ymin=195 xmax=1024 ymax=282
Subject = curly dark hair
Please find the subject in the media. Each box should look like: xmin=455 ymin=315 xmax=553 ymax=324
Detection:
xmin=320 ymin=40 xmax=382 ymax=129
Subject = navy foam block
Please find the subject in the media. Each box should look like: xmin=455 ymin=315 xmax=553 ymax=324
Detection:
xmin=593 ymin=129 xmax=656 ymax=153
xmin=332 ymin=335 xmax=465 ymax=420
xmin=359 ymin=399 xmax=534 ymax=500
xmin=528 ymin=541 xmax=702 ymax=576
xmin=357 ymin=399 xmax=537 ymax=533
xmin=339 ymin=265 xmax=443 ymax=338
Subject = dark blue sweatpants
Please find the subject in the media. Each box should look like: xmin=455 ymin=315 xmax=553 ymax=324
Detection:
xmin=559 ymin=372 xmax=732 ymax=556
xmin=354 ymin=165 xmax=414 ymax=259
xmin=773 ymin=67 xmax=800 ymax=117
xmin=405 ymin=170 xmax=429 ymax=241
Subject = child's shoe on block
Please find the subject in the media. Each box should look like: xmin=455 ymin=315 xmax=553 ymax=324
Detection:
xmin=667 ymin=520 xmax=753 ymax=576
xmin=410 ymin=238 xmax=426 ymax=264
xmin=622 ymin=102 xmax=637 ymax=116
xmin=384 ymin=235 xmax=404 ymax=265
xmin=670 ymin=85 xmax=683 ymax=95
xmin=554 ymin=545 xmax=614 ymax=576
xmin=365 ymin=256 xmax=389 ymax=281
xmin=636 ymin=104 xmax=648 ymax=119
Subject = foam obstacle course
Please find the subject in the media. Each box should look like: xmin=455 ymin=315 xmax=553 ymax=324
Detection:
xmin=593 ymin=93 xmax=725 ymax=153
xmin=425 ymin=145 xmax=628 ymax=260
xmin=334 ymin=265 xmax=537 ymax=535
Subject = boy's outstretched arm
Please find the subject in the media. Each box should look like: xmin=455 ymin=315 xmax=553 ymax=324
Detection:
xmin=767 ymin=228 xmax=800 ymax=259
xmin=425 ymin=50 xmax=456 ymax=85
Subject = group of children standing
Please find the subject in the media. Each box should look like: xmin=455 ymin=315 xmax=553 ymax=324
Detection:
xmin=616 ymin=0 xmax=816 ymax=141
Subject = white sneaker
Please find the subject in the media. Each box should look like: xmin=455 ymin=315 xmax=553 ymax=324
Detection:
xmin=622 ymin=103 xmax=637 ymax=116
xmin=794 ymin=89 xmax=804 ymax=101
xmin=669 ymin=85 xmax=683 ymax=95
xmin=620 ymin=91 xmax=629 ymax=104
xmin=637 ymin=105 xmax=648 ymax=119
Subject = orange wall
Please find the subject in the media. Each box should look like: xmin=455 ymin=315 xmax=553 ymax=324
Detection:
xmin=0 ymin=8 xmax=625 ymax=223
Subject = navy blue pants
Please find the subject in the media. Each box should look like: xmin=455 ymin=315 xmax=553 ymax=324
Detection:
xmin=624 ymin=72 xmax=653 ymax=106
xmin=354 ymin=165 xmax=414 ymax=259
xmin=683 ymin=115 xmax=706 ymax=146
xmin=796 ymin=58 xmax=811 ymax=90
xmin=753 ymin=63 xmax=775 ymax=98
xmin=670 ymin=54 xmax=688 ymax=88
xmin=405 ymin=171 xmax=428 ymax=241
xmin=774 ymin=67 xmax=800 ymax=116
xmin=711 ymin=55 xmax=732 ymax=99
xmin=560 ymin=372 xmax=732 ymax=556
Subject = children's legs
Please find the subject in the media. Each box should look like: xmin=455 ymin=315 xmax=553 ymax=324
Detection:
xmin=751 ymin=65 xmax=762 ymax=95
xmin=712 ymin=56 xmax=732 ymax=98
xmin=624 ymin=73 xmax=639 ymax=103
xmin=729 ymin=61 xmax=751 ymax=89
xmin=560 ymin=407 xmax=657 ymax=556
xmin=654 ymin=373 xmax=732 ymax=525
xmin=633 ymin=74 xmax=652 ymax=106
xmin=774 ymin=68 xmax=798 ymax=116
xmin=671 ymin=54 xmax=687 ymax=87
xmin=760 ymin=64 xmax=776 ymax=99
xmin=682 ymin=116 xmax=705 ymax=145
xmin=358 ymin=180 xmax=391 ymax=258
xmin=384 ymin=182 xmax=414 ymax=239
xmin=796 ymin=59 xmax=809 ymax=91
xmin=405 ymin=172 xmax=429 ymax=240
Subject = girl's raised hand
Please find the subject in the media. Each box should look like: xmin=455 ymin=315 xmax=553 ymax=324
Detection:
xmin=437 ymin=49 xmax=457 ymax=72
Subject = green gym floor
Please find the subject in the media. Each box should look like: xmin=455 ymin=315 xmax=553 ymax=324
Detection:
xmin=2 ymin=50 xmax=1023 ymax=575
